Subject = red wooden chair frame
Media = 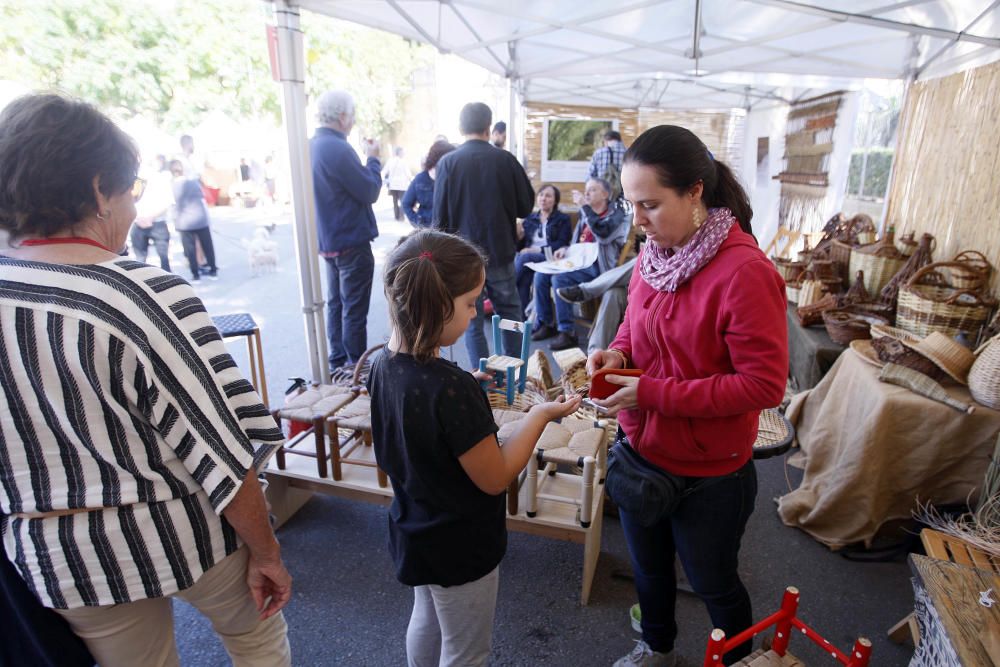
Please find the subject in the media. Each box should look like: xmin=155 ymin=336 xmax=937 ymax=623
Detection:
xmin=703 ymin=587 xmax=872 ymax=667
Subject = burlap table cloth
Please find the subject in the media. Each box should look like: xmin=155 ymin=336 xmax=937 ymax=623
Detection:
xmin=778 ymin=349 xmax=1000 ymax=549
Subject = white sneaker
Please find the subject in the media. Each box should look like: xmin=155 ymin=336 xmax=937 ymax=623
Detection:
xmin=612 ymin=640 xmax=676 ymax=667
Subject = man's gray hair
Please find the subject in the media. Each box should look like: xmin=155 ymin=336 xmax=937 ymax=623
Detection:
xmin=317 ymin=89 xmax=355 ymax=125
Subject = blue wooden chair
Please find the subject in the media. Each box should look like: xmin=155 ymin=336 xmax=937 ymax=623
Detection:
xmin=478 ymin=315 xmax=533 ymax=406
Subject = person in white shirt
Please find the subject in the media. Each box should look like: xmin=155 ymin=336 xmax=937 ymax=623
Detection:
xmin=130 ymin=154 xmax=173 ymax=271
xmin=383 ymin=146 xmax=412 ymax=221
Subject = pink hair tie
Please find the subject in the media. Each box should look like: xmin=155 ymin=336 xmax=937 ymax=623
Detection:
xmin=419 ymin=251 xmax=434 ymax=261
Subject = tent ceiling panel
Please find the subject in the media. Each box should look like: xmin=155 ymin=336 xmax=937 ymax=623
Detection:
xmin=298 ymin=0 xmax=1000 ymax=107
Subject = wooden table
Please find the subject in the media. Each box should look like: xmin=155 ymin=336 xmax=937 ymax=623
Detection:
xmin=909 ymin=554 xmax=1000 ymax=665
xmin=785 ymin=304 xmax=845 ymax=390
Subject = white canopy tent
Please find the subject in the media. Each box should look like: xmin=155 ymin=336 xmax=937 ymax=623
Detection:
xmin=269 ymin=0 xmax=1000 ymax=382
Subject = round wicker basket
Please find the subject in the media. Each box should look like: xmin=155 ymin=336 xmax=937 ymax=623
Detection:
xmin=970 ymin=335 xmax=1000 ymax=409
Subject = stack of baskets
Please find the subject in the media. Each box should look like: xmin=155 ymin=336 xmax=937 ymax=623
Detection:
xmin=828 ymin=214 xmax=877 ymax=285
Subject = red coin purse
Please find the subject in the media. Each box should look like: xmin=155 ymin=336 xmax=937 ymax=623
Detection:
xmin=589 ymin=368 xmax=644 ymax=400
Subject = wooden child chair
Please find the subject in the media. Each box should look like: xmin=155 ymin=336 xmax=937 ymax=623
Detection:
xmin=479 ymin=314 xmax=533 ymax=406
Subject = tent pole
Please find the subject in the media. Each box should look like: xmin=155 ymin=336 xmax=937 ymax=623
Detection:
xmin=273 ymin=0 xmax=328 ymax=384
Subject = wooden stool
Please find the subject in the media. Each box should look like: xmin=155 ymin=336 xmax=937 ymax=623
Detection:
xmin=327 ymin=394 xmax=388 ymax=488
xmin=273 ymin=383 xmax=358 ymax=478
xmin=211 ymin=313 xmax=270 ymax=407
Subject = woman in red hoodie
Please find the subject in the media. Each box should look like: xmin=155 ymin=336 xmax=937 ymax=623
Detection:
xmin=590 ymin=126 xmax=788 ymax=667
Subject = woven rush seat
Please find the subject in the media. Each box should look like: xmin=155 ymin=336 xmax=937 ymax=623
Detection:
xmin=273 ymin=344 xmax=384 ymax=479
xmin=332 ymin=395 xmax=372 ymax=432
xmin=526 ymin=417 xmax=608 ymax=528
xmin=277 ymin=384 xmax=355 ymax=422
xmin=752 ymin=408 xmax=795 ymax=460
xmin=485 ymin=354 xmax=525 ymax=372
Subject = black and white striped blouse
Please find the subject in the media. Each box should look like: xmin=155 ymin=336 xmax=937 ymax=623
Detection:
xmin=0 ymin=256 xmax=284 ymax=609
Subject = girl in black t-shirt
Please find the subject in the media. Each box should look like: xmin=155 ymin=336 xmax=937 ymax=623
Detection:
xmin=369 ymin=230 xmax=581 ymax=667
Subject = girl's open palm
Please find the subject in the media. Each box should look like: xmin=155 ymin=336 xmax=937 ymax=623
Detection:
xmin=533 ymin=394 xmax=583 ymax=421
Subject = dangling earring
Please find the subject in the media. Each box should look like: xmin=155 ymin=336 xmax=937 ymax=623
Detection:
xmin=692 ymin=207 xmax=704 ymax=229
xmin=96 ymin=209 xmax=111 ymax=222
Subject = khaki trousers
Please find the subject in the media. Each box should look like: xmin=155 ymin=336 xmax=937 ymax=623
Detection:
xmin=56 ymin=546 xmax=290 ymax=667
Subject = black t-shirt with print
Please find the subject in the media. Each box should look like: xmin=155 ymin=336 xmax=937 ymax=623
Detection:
xmin=368 ymin=351 xmax=504 ymax=587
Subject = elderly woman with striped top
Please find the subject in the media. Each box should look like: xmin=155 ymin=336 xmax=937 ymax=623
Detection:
xmin=0 ymin=94 xmax=291 ymax=666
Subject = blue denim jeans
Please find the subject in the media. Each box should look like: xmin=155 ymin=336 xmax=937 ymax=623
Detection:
xmin=514 ymin=251 xmax=546 ymax=320
xmin=533 ymin=263 xmax=600 ymax=333
xmin=620 ymin=457 xmax=757 ymax=664
xmin=324 ymin=244 xmax=375 ymax=370
xmin=464 ymin=262 xmax=522 ymax=368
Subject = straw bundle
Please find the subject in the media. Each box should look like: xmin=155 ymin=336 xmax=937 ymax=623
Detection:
xmin=884 ymin=60 xmax=1000 ymax=298
xmin=896 ymin=262 xmax=997 ymax=338
xmin=878 ymin=362 xmax=976 ymax=414
xmin=969 ymin=334 xmax=1000 ymax=409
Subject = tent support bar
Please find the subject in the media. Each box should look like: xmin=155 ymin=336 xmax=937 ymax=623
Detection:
xmin=915 ymin=0 xmax=1000 ymax=77
xmin=449 ymin=3 xmax=507 ymax=72
xmin=386 ymin=0 xmax=449 ymax=53
xmin=748 ymin=0 xmax=1000 ymax=48
xmin=274 ymin=0 xmax=328 ymax=384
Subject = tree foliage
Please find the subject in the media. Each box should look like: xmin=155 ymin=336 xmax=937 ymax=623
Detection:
xmin=0 ymin=0 xmax=431 ymax=134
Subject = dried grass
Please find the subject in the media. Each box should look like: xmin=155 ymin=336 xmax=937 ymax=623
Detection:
xmin=886 ymin=59 xmax=1000 ymax=297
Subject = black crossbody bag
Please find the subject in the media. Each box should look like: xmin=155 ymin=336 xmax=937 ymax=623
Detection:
xmin=605 ymin=434 xmax=691 ymax=527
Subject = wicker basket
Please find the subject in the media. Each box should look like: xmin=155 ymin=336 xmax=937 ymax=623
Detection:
xmin=487 ymin=377 xmax=551 ymax=411
xmin=850 ymin=214 xmax=877 ymax=245
xmin=829 ymin=240 xmax=853 ymax=285
xmin=848 ymin=230 xmax=906 ymax=296
xmin=795 ymin=293 xmax=838 ymax=327
xmin=822 ymin=308 xmax=890 ymax=345
xmin=896 ymin=262 xmax=997 ymax=338
xmin=773 ymin=258 xmax=807 ymax=282
xmin=808 ymin=258 xmax=839 ymax=281
xmin=969 ymin=334 xmax=1000 ymax=409
xmin=871 ymin=336 xmax=947 ymax=382
xmin=948 ymin=250 xmax=993 ymax=291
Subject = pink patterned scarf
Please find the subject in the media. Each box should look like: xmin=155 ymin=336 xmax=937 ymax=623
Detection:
xmin=639 ymin=207 xmax=736 ymax=292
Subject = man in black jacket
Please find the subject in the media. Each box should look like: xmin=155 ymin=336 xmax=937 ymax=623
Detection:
xmin=433 ymin=103 xmax=535 ymax=367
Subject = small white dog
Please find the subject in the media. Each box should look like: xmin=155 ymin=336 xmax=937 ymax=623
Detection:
xmin=246 ymin=227 xmax=279 ymax=276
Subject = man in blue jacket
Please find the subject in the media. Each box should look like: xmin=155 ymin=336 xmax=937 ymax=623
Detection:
xmin=433 ymin=103 xmax=535 ymax=366
xmin=311 ymin=89 xmax=382 ymax=374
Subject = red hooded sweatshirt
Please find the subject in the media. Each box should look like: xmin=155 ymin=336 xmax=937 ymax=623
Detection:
xmin=610 ymin=224 xmax=788 ymax=477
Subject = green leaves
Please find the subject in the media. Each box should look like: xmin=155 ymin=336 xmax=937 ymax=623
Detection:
xmin=0 ymin=0 xmax=430 ymax=135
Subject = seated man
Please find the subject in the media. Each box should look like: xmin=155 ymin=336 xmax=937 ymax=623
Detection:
xmin=558 ymin=256 xmax=636 ymax=354
xmin=531 ymin=177 xmax=628 ymax=351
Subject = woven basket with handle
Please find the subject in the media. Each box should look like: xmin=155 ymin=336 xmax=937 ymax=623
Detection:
xmin=948 ymin=250 xmax=993 ymax=291
xmin=970 ymin=334 xmax=1000 ymax=409
xmin=896 ymin=262 xmax=997 ymax=338
xmin=848 ymin=230 xmax=906 ymax=296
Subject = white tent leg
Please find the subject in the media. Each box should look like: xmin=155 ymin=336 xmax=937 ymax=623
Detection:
xmin=274 ymin=0 xmax=328 ymax=384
